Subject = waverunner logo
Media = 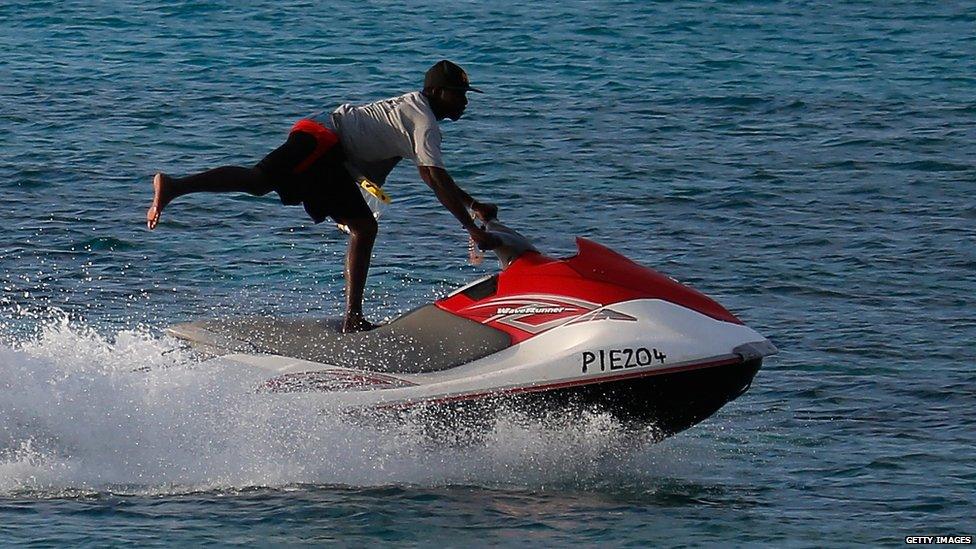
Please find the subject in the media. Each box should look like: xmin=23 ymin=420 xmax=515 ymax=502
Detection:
xmin=462 ymin=295 xmax=636 ymax=335
xmin=496 ymin=306 xmax=568 ymax=315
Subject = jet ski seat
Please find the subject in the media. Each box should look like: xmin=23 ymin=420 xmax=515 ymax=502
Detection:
xmin=168 ymin=304 xmax=511 ymax=374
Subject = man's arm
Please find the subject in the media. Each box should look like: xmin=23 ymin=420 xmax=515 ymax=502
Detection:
xmin=417 ymin=166 xmax=499 ymax=248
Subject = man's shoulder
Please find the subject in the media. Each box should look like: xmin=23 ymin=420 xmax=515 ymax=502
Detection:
xmin=384 ymin=90 xmax=424 ymax=105
xmin=358 ymin=91 xmax=419 ymax=109
xmin=383 ymin=91 xmax=437 ymax=126
xmin=339 ymin=91 xmax=438 ymax=138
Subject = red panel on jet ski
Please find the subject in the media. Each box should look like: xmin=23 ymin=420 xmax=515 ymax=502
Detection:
xmin=436 ymin=238 xmax=741 ymax=344
xmin=565 ymin=238 xmax=742 ymax=325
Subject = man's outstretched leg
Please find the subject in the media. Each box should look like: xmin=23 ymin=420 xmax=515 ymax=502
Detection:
xmin=147 ymin=167 xmax=272 ymax=229
xmin=340 ymin=215 xmax=379 ymax=333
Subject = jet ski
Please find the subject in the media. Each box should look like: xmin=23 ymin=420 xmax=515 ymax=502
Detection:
xmin=168 ymin=220 xmax=776 ymax=438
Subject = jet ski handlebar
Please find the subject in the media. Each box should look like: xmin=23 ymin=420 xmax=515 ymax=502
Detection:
xmin=482 ymin=219 xmax=539 ymax=269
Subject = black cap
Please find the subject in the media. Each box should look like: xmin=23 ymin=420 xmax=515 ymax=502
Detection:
xmin=424 ymin=60 xmax=483 ymax=93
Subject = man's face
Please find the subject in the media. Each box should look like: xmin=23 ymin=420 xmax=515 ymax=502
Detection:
xmin=440 ymin=88 xmax=468 ymax=121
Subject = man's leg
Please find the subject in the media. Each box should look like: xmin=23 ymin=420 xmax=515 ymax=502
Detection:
xmin=147 ymin=167 xmax=272 ymax=229
xmin=339 ymin=214 xmax=379 ymax=333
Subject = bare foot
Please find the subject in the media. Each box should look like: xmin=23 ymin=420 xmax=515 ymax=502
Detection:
xmin=342 ymin=313 xmax=378 ymax=334
xmin=147 ymin=172 xmax=174 ymax=230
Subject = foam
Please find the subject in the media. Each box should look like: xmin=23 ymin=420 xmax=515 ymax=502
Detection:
xmin=0 ymin=315 xmax=710 ymax=496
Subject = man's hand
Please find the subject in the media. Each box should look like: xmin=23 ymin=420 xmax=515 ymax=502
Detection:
xmin=470 ymin=200 xmax=498 ymax=222
xmin=468 ymin=225 xmax=502 ymax=250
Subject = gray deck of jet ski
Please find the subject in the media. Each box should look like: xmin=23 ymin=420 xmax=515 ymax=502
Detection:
xmin=168 ymin=304 xmax=511 ymax=374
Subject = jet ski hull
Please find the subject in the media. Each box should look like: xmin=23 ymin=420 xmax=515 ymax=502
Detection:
xmin=349 ymin=356 xmax=763 ymax=439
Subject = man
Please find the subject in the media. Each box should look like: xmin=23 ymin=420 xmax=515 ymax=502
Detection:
xmin=146 ymin=60 xmax=499 ymax=333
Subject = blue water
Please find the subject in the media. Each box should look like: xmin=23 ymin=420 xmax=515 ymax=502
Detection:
xmin=2 ymin=0 xmax=974 ymax=545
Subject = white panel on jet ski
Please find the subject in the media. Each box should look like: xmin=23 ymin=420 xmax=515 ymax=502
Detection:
xmin=209 ymin=299 xmax=772 ymax=411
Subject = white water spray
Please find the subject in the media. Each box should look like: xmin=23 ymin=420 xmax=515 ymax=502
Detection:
xmin=0 ymin=314 xmax=710 ymax=496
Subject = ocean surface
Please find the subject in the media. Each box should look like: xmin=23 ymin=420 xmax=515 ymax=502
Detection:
xmin=2 ymin=0 xmax=974 ymax=546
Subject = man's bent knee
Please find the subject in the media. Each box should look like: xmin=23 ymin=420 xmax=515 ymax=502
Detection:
xmin=343 ymin=216 xmax=378 ymax=240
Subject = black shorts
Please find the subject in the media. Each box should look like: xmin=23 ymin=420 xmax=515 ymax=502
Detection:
xmin=255 ymin=119 xmax=371 ymax=224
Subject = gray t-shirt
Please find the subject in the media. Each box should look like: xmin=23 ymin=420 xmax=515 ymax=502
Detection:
xmin=313 ymin=91 xmax=444 ymax=186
